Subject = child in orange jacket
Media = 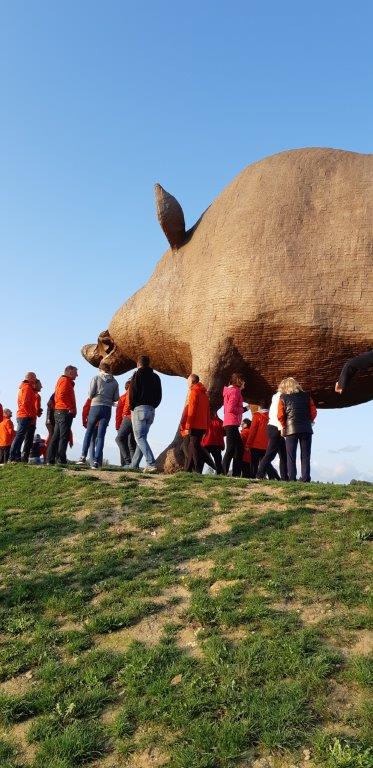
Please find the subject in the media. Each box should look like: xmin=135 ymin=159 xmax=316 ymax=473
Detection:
xmin=240 ymin=418 xmax=252 ymax=477
xmin=0 ymin=409 xmax=15 ymax=463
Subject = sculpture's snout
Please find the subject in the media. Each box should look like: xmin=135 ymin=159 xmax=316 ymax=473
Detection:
xmin=81 ymin=329 xmax=136 ymax=375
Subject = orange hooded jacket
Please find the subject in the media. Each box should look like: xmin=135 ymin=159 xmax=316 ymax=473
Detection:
xmin=17 ymin=381 xmax=37 ymax=420
xmin=54 ymin=376 xmax=76 ymax=416
xmin=116 ymin=392 xmax=131 ymax=430
xmin=183 ymin=382 xmax=210 ymax=431
xmin=0 ymin=417 xmax=16 ymax=447
xmin=245 ymin=411 xmax=269 ymax=451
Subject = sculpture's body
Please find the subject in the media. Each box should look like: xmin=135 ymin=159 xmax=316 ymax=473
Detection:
xmin=82 ymin=148 xmax=373 ymax=467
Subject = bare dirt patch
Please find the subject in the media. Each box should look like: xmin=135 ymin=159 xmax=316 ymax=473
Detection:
xmin=178 ymin=557 xmax=215 ymax=577
xmin=196 ymin=513 xmax=234 ymax=539
xmin=349 ymin=629 xmax=373 ymax=657
xmin=126 ymin=746 xmax=169 ymax=767
xmin=209 ymin=579 xmax=240 ymax=596
xmin=0 ymin=671 xmax=34 ymax=696
xmin=7 ymin=718 xmax=37 ymax=762
xmin=96 ymin=585 xmax=190 ymax=652
xmin=177 ymin=625 xmax=204 ymax=658
xmin=272 ymin=598 xmax=338 ymax=626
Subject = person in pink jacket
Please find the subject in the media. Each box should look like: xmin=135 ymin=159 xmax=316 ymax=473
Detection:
xmin=222 ymin=373 xmax=247 ymax=476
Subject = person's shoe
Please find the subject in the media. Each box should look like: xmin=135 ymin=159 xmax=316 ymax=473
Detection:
xmin=143 ymin=465 xmax=157 ymax=473
xmin=92 ymin=461 xmax=99 ymax=469
xmin=76 ymin=457 xmax=86 ymax=465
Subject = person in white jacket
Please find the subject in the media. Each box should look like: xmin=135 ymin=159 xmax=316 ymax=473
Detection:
xmin=256 ymin=389 xmax=288 ymax=480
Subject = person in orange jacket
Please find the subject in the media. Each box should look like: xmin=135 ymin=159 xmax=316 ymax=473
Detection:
xmin=0 ymin=409 xmax=16 ymax=463
xmin=9 ymin=372 xmax=38 ymax=462
xmin=46 ymin=365 xmax=78 ymax=465
xmin=181 ymin=374 xmax=211 ymax=473
xmin=245 ymin=401 xmax=279 ymax=479
xmin=201 ymin=408 xmax=225 ymax=474
xmin=240 ymin=418 xmax=252 ymax=478
xmin=115 ymin=380 xmax=136 ymax=466
xmin=277 ymin=377 xmax=317 ymax=482
xmin=22 ymin=378 xmax=43 ymax=463
xmin=0 ymin=404 xmax=3 ymax=422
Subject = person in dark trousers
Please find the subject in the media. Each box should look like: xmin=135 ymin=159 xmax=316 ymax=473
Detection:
xmin=181 ymin=374 xmax=211 ymax=473
xmin=128 ymin=355 xmax=162 ymax=472
xmin=46 ymin=365 xmax=78 ymax=465
xmin=201 ymin=409 xmax=224 ymax=474
xmin=222 ymin=373 xmax=246 ymax=477
xmin=335 ymin=350 xmax=373 ymax=393
xmin=0 ymin=409 xmax=15 ymax=463
xmin=45 ymin=393 xmax=55 ymax=444
xmin=277 ymin=377 xmax=317 ymax=483
xmin=22 ymin=378 xmax=43 ymax=463
xmin=9 ymin=372 xmax=38 ymax=462
xmin=257 ymin=389 xmax=289 ymax=481
xmin=115 ymin=380 xmax=136 ymax=466
xmin=78 ymin=362 xmax=119 ymax=469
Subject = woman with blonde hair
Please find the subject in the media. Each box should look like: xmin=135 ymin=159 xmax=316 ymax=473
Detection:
xmin=277 ymin=377 xmax=317 ymax=482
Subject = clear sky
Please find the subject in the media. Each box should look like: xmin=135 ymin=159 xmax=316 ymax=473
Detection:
xmin=1 ymin=1 xmax=372 ymax=481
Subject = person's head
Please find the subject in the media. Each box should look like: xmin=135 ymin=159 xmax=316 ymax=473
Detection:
xmin=188 ymin=373 xmax=199 ymax=388
xmin=137 ymin=355 xmax=150 ymax=368
xmin=241 ymin=418 xmax=251 ymax=428
xmin=64 ymin=365 xmax=78 ymax=380
xmin=278 ymin=377 xmax=303 ymax=394
xmin=230 ymin=372 xmax=245 ymax=389
xmin=34 ymin=379 xmax=42 ymax=392
xmin=259 ymin=398 xmax=269 ymax=410
xmin=4 ymin=408 xmax=12 ymax=418
xmin=99 ymin=361 xmax=111 ymax=373
xmin=24 ymin=372 xmax=37 ymax=384
xmin=125 ymin=379 xmax=132 ymax=391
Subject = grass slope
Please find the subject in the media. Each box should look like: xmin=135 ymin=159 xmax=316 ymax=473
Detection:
xmin=0 ymin=466 xmax=371 ymax=768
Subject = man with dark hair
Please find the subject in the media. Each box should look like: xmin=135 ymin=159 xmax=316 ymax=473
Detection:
xmin=127 ymin=355 xmax=162 ymax=472
xmin=335 ymin=350 xmax=373 ymax=394
xmin=46 ymin=366 xmax=78 ymax=465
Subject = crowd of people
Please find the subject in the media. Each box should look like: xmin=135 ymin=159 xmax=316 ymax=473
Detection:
xmin=0 ymin=349 xmax=370 ymax=481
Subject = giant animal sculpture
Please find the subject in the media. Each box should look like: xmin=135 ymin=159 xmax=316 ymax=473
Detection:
xmin=82 ymin=148 xmax=373 ymax=471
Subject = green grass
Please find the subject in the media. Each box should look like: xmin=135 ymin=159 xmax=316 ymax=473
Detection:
xmin=0 ymin=465 xmax=372 ymax=767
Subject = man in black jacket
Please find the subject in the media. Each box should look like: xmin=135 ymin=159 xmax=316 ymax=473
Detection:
xmin=127 ymin=355 xmax=162 ymax=472
xmin=335 ymin=350 xmax=373 ymax=393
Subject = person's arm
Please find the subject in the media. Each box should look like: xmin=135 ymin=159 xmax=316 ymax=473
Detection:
xmin=153 ymin=374 xmax=162 ymax=408
xmin=82 ymin=399 xmax=91 ymax=428
xmin=88 ymin=376 xmax=98 ymax=400
xmin=277 ymin=398 xmax=286 ymax=430
xmin=113 ymin=382 xmax=120 ymax=404
xmin=309 ymin=397 xmax=317 ymax=422
xmin=246 ymin=413 xmax=259 ymax=448
xmin=179 ymin=404 xmax=188 ymax=434
xmin=129 ymin=374 xmax=138 ymax=410
xmin=185 ymin=391 xmax=197 ymax=430
xmin=116 ymin=397 xmax=124 ymax=430
xmin=336 ymin=350 xmax=373 ymax=392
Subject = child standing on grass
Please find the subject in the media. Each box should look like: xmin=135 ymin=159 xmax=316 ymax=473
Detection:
xmin=240 ymin=418 xmax=252 ymax=477
xmin=201 ymin=408 xmax=225 ymax=474
xmin=0 ymin=409 xmax=15 ymax=463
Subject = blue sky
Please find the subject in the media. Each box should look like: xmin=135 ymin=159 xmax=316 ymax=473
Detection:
xmin=1 ymin=1 xmax=372 ymax=481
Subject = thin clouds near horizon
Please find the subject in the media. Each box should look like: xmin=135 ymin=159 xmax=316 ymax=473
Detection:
xmin=328 ymin=445 xmax=361 ymax=454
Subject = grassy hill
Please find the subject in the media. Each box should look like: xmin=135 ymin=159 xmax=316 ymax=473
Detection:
xmin=0 ymin=466 xmax=371 ymax=768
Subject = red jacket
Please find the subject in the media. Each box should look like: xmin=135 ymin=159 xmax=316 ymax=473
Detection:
xmin=0 ymin=417 xmax=16 ymax=447
xmin=202 ymin=416 xmax=225 ymax=448
xmin=17 ymin=381 xmax=37 ymax=420
xmin=245 ymin=411 xmax=269 ymax=450
xmin=82 ymin=398 xmax=91 ymax=428
xmin=240 ymin=426 xmax=251 ymax=463
xmin=116 ymin=392 xmax=131 ymax=430
xmin=182 ymin=383 xmax=210 ymax=431
xmin=54 ymin=376 xmax=76 ymax=416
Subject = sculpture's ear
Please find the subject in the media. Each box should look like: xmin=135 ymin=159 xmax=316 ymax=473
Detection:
xmin=154 ymin=183 xmax=186 ymax=250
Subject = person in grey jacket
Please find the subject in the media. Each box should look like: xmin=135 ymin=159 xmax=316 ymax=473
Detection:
xmin=78 ymin=362 xmax=119 ymax=468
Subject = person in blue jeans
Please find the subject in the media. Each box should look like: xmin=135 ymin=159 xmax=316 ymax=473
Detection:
xmin=127 ymin=355 xmax=162 ymax=472
xmin=77 ymin=362 xmax=119 ymax=469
